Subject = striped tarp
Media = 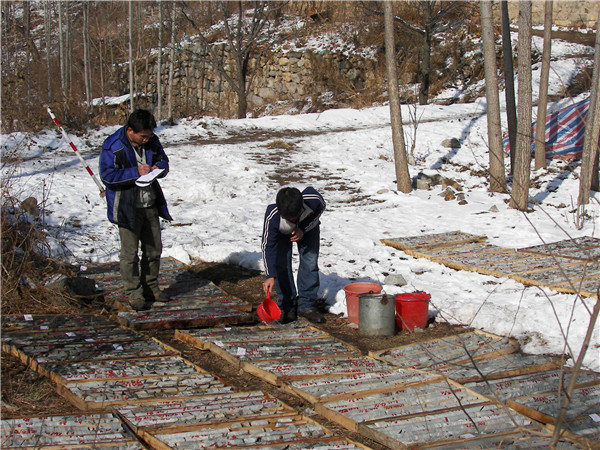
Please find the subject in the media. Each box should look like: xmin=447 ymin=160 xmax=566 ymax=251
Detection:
xmin=503 ymin=97 xmax=590 ymax=160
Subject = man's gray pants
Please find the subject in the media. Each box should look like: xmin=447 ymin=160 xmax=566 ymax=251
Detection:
xmin=118 ymin=207 xmax=162 ymax=300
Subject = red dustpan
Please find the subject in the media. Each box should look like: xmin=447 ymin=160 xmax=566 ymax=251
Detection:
xmin=257 ymin=291 xmax=281 ymax=322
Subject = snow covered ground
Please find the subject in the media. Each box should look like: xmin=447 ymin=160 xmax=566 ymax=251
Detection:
xmin=1 ymin=32 xmax=598 ymax=371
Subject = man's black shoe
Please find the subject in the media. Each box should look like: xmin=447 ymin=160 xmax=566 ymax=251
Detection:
xmin=129 ymin=296 xmax=147 ymax=311
xmin=152 ymin=289 xmax=171 ymax=302
xmin=281 ymin=309 xmax=297 ymax=324
xmin=299 ymin=309 xmax=325 ymax=323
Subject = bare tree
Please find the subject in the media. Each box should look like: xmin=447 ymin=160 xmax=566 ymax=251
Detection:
xmin=82 ymin=1 xmax=92 ymax=115
xmin=65 ymin=0 xmax=72 ymax=96
xmin=362 ymin=0 xmax=469 ymax=105
xmin=480 ymin=0 xmax=506 ymax=193
xmin=510 ymin=0 xmax=532 ymax=211
xmin=57 ymin=0 xmax=66 ymax=95
xmin=501 ymin=0 xmax=517 ymax=173
xmin=182 ymin=1 xmax=287 ymax=119
xmin=534 ymin=0 xmax=553 ymax=170
xmin=128 ymin=0 xmax=134 ymax=112
xmin=167 ymin=1 xmax=177 ymax=121
xmin=157 ymin=0 xmax=163 ymax=120
xmin=44 ymin=0 xmax=52 ymax=104
xmin=384 ymin=0 xmax=411 ymax=193
xmin=24 ymin=1 xmax=31 ymax=110
xmin=577 ymin=9 xmax=600 ymax=210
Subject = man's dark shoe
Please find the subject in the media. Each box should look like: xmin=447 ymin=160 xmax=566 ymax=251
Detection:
xmin=152 ymin=289 xmax=171 ymax=302
xmin=129 ymin=296 xmax=146 ymax=311
xmin=281 ymin=309 xmax=297 ymax=324
xmin=299 ymin=309 xmax=325 ymax=323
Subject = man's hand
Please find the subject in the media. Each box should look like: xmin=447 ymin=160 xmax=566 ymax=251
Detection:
xmin=138 ymin=164 xmax=150 ymax=175
xmin=290 ymin=227 xmax=304 ymax=242
xmin=263 ymin=277 xmax=275 ymax=296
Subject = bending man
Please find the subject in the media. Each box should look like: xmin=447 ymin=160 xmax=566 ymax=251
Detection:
xmin=261 ymin=184 xmax=326 ymax=323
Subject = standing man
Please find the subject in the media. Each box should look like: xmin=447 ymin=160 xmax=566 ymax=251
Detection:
xmin=261 ymin=184 xmax=326 ymax=323
xmin=99 ymin=109 xmax=172 ymax=310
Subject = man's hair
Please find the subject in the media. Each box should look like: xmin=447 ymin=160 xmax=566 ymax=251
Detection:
xmin=127 ymin=109 xmax=157 ymax=132
xmin=276 ymin=187 xmax=303 ymax=220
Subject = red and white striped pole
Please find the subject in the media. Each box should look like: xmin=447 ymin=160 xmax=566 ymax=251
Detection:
xmin=45 ymin=105 xmax=105 ymax=197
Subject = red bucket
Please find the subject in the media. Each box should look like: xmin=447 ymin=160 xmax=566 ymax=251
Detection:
xmin=343 ymin=282 xmax=382 ymax=324
xmin=395 ymin=292 xmax=430 ymax=330
xmin=257 ymin=292 xmax=281 ymax=322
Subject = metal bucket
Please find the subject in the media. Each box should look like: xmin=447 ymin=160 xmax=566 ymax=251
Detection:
xmin=358 ymin=293 xmax=396 ymax=337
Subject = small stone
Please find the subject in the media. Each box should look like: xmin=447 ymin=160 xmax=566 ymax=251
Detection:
xmin=20 ymin=197 xmax=38 ymax=217
xmin=384 ymin=274 xmax=407 ymax=286
xmin=441 ymin=138 xmax=461 ymax=149
xmin=416 ymin=178 xmax=431 ymax=190
xmin=441 ymin=188 xmax=456 ymax=201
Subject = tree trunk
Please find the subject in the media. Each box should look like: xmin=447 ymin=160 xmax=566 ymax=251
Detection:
xmin=44 ymin=0 xmax=52 ymax=103
xmin=58 ymin=1 xmax=66 ymax=95
xmin=128 ymin=0 xmax=134 ymax=112
xmin=418 ymin=5 xmax=432 ymax=106
xmin=24 ymin=1 xmax=31 ymax=111
xmin=157 ymin=0 xmax=163 ymax=120
xmin=510 ymin=0 xmax=532 ymax=211
xmin=501 ymin=0 xmax=517 ymax=173
xmin=82 ymin=2 xmax=91 ymax=115
xmin=66 ymin=0 xmax=72 ymax=95
xmin=534 ymin=0 xmax=552 ymax=170
xmin=480 ymin=0 xmax=506 ymax=193
xmin=168 ymin=2 xmax=177 ymax=121
xmin=97 ymin=18 xmax=106 ymax=121
xmin=384 ymin=0 xmax=412 ymax=193
xmin=577 ymin=9 xmax=600 ymax=207
xmin=235 ymin=51 xmax=249 ymax=119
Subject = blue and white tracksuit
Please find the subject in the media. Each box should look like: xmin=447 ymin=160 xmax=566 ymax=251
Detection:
xmin=261 ymin=184 xmax=326 ymax=312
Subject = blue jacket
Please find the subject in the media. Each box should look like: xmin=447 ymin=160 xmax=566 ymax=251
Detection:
xmin=261 ymin=185 xmax=326 ymax=278
xmin=99 ymin=126 xmax=172 ymax=229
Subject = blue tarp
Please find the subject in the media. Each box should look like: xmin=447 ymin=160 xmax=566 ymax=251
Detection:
xmin=503 ymin=98 xmax=590 ymax=160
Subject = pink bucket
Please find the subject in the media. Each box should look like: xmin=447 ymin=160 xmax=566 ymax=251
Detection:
xmin=343 ymin=282 xmax=382 ymax=324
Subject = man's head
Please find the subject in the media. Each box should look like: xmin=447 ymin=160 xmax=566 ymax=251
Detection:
xmin=276 ymin=187 xmax=303 ymax=221
xmin=126 ymin=109 xmax=156 ymax=146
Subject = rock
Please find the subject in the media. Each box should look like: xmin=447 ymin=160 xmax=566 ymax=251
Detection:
xmin=441 ymin=138 xmax=461 ymax=149
xmin=20 ymin=274 xmax=36 ymax=289
xmin=383 ymin=274 xmax=407 ymax=286
xmin=440 ymin=187 xmax=456 ymax=201
xmin=47 ymin=275 xmax=98 ymax=298
xmin=416 ymin=178 xmax=431 ymax=190
xmin=441 ymin=177 xmax=462 ymax=191
xmin=489 ymin=205 xmax=499 ymax=212
xmin=20 ymin=197 xmax=38 ymax=217
xmin=415 ymin=172 xmax=443 ymax=190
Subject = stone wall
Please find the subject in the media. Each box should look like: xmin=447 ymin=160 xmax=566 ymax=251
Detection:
xmin=506 ymin=1 xmax=599 ymax=28
xmin=140 ymin=46 xmax=383 ymax=118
